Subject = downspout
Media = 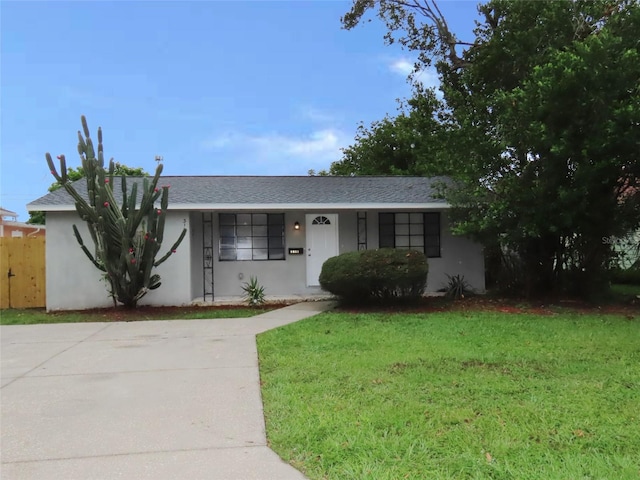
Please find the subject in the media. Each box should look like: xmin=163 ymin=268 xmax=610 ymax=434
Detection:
xmin=27 ymin=227 xmax=43 ymax=237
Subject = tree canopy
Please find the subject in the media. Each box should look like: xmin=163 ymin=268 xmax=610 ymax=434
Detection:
xmin=340 ymin=0 xmax=640 ymax=298
xmin=330 ymin=87 xmax=448 ymax=176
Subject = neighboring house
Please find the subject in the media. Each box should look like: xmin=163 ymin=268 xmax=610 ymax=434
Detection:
xmin=27 ymin=176 xmax=485 ymax=311
xmin=0 ymin=207 xmax=46 ymax=238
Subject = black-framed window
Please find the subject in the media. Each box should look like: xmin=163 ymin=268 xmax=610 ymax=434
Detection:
xmin=219 ymin=213 xmax=285 ymax=261
xmin=378 ymin=212 xmax=441 ymax=257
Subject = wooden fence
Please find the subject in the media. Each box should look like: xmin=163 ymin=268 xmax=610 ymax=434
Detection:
xmin=0 ymin=237 xmax=46 ymax=309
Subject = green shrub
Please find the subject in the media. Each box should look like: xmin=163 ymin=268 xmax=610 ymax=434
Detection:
xmin=611 ymin=267 xmax=640 ymax=285
xmin=443 ymin=274 xmax=474 ymax=299
xmin=319 ymin=248 xmax=428 ymax=304
xmin=242 ymin=276 xmax=266 ymax=306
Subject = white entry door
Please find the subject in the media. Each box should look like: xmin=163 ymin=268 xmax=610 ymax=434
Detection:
xmin=306 ymin=214 xmax=339 ymax=286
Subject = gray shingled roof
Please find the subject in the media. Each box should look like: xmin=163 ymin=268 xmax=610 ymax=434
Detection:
xmin=28 ymin=176 xmax=449 ymax=211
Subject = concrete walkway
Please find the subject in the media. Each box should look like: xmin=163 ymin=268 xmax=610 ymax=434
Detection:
xmin=1 ymin=301 xmax=335 ymax=480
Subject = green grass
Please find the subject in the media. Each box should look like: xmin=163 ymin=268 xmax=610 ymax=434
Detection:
xmin=258 ymin=311 xmax=640 ymax=479
xmin=0 ymin=306 xmax=271 ymax=325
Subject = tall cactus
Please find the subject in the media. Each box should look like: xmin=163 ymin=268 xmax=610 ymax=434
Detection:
xmin=46 ymin=116 xmax=187 ymax=308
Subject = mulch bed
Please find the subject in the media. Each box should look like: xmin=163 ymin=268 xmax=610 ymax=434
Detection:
xmin=338 ymin=295 xmax=640 ymax=317
xmin=49 ymin=302 xmax=292 ymax=322
xmin=43 ymin=296 xmax=639 ymax=321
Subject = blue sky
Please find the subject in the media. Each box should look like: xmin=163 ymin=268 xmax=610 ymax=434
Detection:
xmin=1 ymin=1 xmax=480 ymax=221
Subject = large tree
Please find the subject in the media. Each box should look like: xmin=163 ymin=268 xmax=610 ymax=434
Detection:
xmin=28 ymin=163 xmax=148 ymax=225
xmin=342 ymin=0 xmax=640 ymax=298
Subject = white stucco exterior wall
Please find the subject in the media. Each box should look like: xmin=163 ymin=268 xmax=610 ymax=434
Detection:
xmin=46 ymin=212 xmax=113 ymax=311
xmin=427 ymin=212 xmax=485 ymax=293
xmin=45 ymin=211 xmax=191 ymax=311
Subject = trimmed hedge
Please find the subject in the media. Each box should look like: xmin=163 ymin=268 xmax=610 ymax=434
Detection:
xmin=319 ymin=248 xmax=428 ymax=303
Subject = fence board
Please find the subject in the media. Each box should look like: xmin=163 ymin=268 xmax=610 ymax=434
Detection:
xmin=0 ymin=237 xmax=46 ymax=309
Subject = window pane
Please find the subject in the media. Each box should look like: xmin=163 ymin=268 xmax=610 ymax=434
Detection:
xmin=253 ymin=237 xmax=268 ymax=249
xmin=253 ymin=214 xmax=267 ymax=225
xmin=220 ymin=214 xmax=235 ymax=226
xmin=268 ymin=214 xmax=284 ymax=225
xmin=410 ymin=213 xmax=423 ymax=223
xmin=237 ymin=249 xmax=252 ymax=260
xmin=379 ymin=235 xmax=394 ymax=248
xmin=220 ymin=225 xmax=235 ymax=237
xmin=253 ymin=249 xmax=268 ymax=260
xmin=396 ymin=224 xmax=409 ymax=235
xmin=220 ymin=248 xmax=236 ymax=261
xmin=220 ymin=236 xmax=235 ymax=248
xmin=425 ymin=233 xmax=440 ymax=258
xmin=396 ymin=236 xmax=409 ymax=247
xmin=409 ymin=224 xmax=424 ymax=235
xmin=410 ymin=235 xmax=424 ymax=247
xmin=270 ymin=248 xmax=285 ymax=260
xmin=269 ymin=236 xmax=284 ymax=248
xmin=379 ymin=213 xmax=394 ymax=225
xmin=426 ymin=246 xmax=440 ymax=257
xmin=426 ymin=235 xmax=440 ymax=247
xmin=237 ymin=225 xmax=252 ymax=237
xmin=237 ymin=236 xmax=252 ymax=249
xmin=237 ymin=214 xmax=251 ymax=225
xmin=253 ymin=225 xmax=268 ymax=237
xmin=425 ymin=213 xmax=439 ymax=225
xmin=268 ymin=224 xmax=283 ymax=236
xmin=396 ymin=213 xmax=409 ymax=223
xmin=425 ymin=224 xmax=439 ymax=235
xmin=380 ymin=224 xmax=394 ymax=237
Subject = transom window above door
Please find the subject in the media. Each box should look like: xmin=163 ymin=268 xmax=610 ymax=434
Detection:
xmin=219 ymin=213 xmax=285 ymax=261
xmin=311 ymin=216 xmax=332 ymax=225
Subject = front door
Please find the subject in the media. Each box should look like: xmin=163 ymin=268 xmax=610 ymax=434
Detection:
xmin=306 ymin=214 xmax=339 ymax=286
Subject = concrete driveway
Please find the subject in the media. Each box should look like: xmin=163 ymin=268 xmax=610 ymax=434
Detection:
xmin=1 ymin=301 xmax=334 ymax=480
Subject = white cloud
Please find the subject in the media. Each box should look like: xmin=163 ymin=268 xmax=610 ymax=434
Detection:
xmin=200 ymin=128 xmax=352 ymax=174
xmin=298 ymin=106 xmax=337 ymax=124
xmin=389 ymin=58 xmax=415 ymax=76
xmin=251 ymin=130 xmax=341 ymax=158
xmin=413 ymin=69 xmax=440 ymax=90
xmin=388 ymin=56 xmax=441 ymax=92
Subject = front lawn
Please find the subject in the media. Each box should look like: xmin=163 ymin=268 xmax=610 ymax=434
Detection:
xmin=258 ymin=311 xmax=640 ymax=479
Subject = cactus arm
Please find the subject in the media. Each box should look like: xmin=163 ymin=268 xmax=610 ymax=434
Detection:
xmin=46 ymin=153 xmax=69 ymax=184
xmin=121 ymin=175 xmax=128 ymax=218
xmin=72 ymin=225 xmax=106 ymax=272
xmin=154 ymin=228 xmax=186 ymax=267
